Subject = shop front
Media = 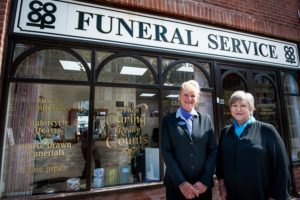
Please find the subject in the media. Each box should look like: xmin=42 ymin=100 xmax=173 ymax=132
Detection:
xmin=0 ymin=0 xmax=299 ymax=199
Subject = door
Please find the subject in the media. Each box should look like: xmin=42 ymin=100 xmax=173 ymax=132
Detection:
xmin=215 ymin=64 xmax=282 ymax=137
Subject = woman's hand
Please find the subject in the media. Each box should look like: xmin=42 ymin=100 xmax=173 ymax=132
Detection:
xmin=179 ymin=181 xmax=199 ymax=199
xmin=193 ymin=181 xmax=207 ymax=194
xmin=218 ymin=179 xmax=227 ymax=200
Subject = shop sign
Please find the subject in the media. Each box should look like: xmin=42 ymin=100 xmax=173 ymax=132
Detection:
xmin=13 ymin=0 xmax=299 ymax=68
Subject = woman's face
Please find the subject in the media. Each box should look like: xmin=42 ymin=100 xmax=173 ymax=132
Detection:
xmin=230 ymin=99 xmax=251 ymax=125
xmin=179 ymin=87 xmax=198 ymax=112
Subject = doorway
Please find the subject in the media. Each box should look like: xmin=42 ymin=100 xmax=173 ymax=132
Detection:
xmin=214 ymin=64 xmax=283 ymax=137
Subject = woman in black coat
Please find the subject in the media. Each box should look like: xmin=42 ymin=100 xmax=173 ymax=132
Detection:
xmin=216 ymin=90 xmax=290 ymax=200
xmin=161 ymin=80 xmax=217 ymax=200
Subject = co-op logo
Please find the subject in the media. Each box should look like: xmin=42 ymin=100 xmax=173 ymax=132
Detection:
xmin=284 ymin=46 xmax=296 ymax=64
xmin=26 ymin=0 xmax=57 ymax=29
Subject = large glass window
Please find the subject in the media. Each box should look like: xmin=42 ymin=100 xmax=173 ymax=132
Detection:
xmin=284 ymin=74 xmax=300 ymax=162
xmin=162 ymin=90 xmax=213 ymax=122
xmin=2 ymin=83 xmax=89 ymax=197
xmin=97 ymin=56 xmax=156 ymax=84
xmin=92 ymin=87 xmax=159 ymax=187
xmin=222 ymin=73 xmax=246 ymax=125
xmin=2 ymin=44 xmax=215 ymax=198
xmin=162 ymin=60 xmax=213 ymax=121
xmin=14 ymin=49 xmax=90 ymax=81
xmin=254 ymin=75 xmax=279 ymax=129
xmin=163 ymin=62 xmax=210 ymax=88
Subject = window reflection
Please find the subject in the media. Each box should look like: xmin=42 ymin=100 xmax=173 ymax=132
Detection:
xmin=162 ymin=59 xmax=210 ymax=74
xmin=286 ymin=96 xmax=300 ymax=161
xmin=91 ymin=87 xmax=159 ymax=187
xmin=13 ymin=43 xmax=32 ymax=62
xmin=3 ymin=83 xmax=89 ymax=197
xmin=14 ymin=49 xmax=88 ymax=81
xmin=222 ymin=74 xmax=246 ymax=125
xmin=97 ymin=56 xmax=155 ymax=84
xmin=73 ymin=49 xmax=92 ymax=68
xmin=96 ymin=51 xmax=113 ymax=68
xmin=284 ymin=74 xmax=299 ymax=94
xmin=254 ymin=76 xmax=278 ymax=129
xmin=164 ymin=62 xmax=209 ymax=87
xmin=162 ymin=90 xmax=214 ymax=123
xmin=284 ymin=74 xmax=300 ymax=161
xmin=6 ymin=45 xmax=216 ymax=198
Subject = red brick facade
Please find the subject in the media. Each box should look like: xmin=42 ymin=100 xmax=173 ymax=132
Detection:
xmin=0 ymin=0 xmax=11 ymax=100
xmin=294 ymin=166 xmax=300 ymax=192
xmin=92 ymin=0 xmax=300 ymax=42
xmin=0 ymin=0 xmax=299 ymax=200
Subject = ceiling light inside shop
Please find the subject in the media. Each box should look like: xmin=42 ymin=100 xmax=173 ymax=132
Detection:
xmin=166 ymin=94 xmax=179 ymax=98
xmin=59 ymin=60 xmax=89 ymax=71
xmin=140 ymin=93 xmax=156 ymax=97
xmin=176 ymin=63 xmax=194 ymax=72
xmin=120 ymin=66 xmax=147 ymax=76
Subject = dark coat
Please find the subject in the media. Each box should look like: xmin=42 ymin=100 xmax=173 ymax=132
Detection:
xmin=161 ymin=112 xmax=217 ymax=200
xmin=216 ymin=121 xmax=291 ymax=200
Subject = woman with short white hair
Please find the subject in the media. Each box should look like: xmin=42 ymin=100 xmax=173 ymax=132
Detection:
xmin=161 ymin=80 xmax=217 ymax=200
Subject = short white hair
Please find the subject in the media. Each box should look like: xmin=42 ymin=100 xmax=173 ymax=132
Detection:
xmin=179 ymin=80 xmax=201 ymax=102
xmin=180 ymin=80 xmax=200 ymax=95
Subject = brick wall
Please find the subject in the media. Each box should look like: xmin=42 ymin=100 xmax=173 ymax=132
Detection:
xmin=76 ymin=183 xmax=222 ymax=200
xmin=28 ymin=180 xmax=221 ymax=200
xmin=0 ymin=0 xmax=11 ymax=104
xmin=92 ymin=0 xmax=300 ymax=42
xmin=79 ymin=186 xmax=166 ymax=200
xmin=65 ymin=184 xmax=221 ymax=200
xmin=293 ymin=166 xmax=300 ymax=192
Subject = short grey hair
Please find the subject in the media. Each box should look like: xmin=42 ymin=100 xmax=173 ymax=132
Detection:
xmin=229 ymin=90 xmax=255 ymax=113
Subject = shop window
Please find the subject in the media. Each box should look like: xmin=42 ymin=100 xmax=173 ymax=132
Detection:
xmin=97 ymin=56 xmax=156 ymax=84
xmin=284 ymin=74 xmax=299 ymax=94
xmin=91 ymin=87 xmax=159 ymax=188
xmin=73 ymin=48 xmax=92 ymax=68
xmin=162 ymin=90 xmax=214 ymax=122
xmin=96 ymin=51 xmax=114 ymax=68
xmin=254 ymin=75 xmax=279 ymax=129
xmin=2 ymin=83 xmax=89 ymax=197
xmin=284 ymin=74 xmax=300 ymax=162
xmin=162 ymin=61 xmax=213 ymax=121
xmin=162 ymin=59 xmax=211 ymax=74
xmin=222 ymin=73 xmax=247 ymax=125
xmin=163 ymin=62 xmax=210 ymax=87
xmin=13 ymin=43 xmax=32 ymax=62
xmin=14 ymin=49 xmax=89 ymax=81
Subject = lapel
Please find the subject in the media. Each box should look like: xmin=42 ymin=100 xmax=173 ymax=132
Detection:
xmin=176 ymin=117 xmax=192 ymax=141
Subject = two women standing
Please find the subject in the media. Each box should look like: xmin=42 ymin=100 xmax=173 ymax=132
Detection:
xmin=161 ymin=80 xmax=290 ymax=200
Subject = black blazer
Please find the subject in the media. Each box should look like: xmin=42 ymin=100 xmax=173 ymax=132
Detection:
xmin=161 ymin=111 xmax=217 ymax=188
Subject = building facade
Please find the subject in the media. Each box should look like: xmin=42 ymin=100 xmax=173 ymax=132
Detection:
xmin=0 ymin=0 xmax=299 ymax=199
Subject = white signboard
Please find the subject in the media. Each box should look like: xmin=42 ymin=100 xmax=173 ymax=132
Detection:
xmin=13 ymin=0 xmax=299 ymax=68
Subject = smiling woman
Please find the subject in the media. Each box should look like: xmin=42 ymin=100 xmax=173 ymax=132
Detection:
xmin=216 ymin=90 xmax=291 ymax=200
xmin=161 ymin=80 xmax=217 ymax=200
